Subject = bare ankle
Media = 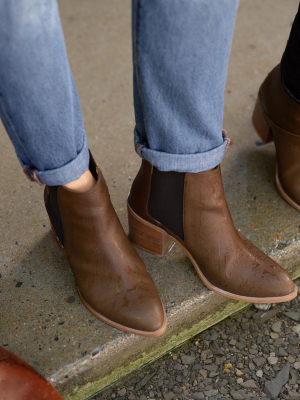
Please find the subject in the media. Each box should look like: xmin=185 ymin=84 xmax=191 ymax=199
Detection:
xmin=63 ymin=170 xmax=96 ymax=192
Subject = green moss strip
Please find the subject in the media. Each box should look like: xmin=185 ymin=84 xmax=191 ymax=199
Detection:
xmin=64 ymin=300 xmax=248 ymax=400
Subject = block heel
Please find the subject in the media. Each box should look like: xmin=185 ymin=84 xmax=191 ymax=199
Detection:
xmin=128 ymin=204 xmax=174 ymax=257
xmin=252 ymin=94 xmax=274 ymax=144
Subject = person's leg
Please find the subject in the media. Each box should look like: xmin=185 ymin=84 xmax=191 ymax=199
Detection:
xmin=0 ymin=0 xmax=90 ymax=187
xmin=0 ymin=0 xmax=166 ymax=336
xmin=281 ymin=3 xmax=300 ymax=103
xmin=132 ymin=0 xmax=239 ymax=173
xmin=128 ymin=0 xmax=296 ymax=303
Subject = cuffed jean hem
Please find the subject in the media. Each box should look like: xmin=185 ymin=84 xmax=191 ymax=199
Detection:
xmin=22 ymin=137 xmax=90 ymax=186
xmin=134 ymin=130 xmax=229 ymax=173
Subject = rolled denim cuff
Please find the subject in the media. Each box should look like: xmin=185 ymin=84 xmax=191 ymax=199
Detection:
xmin=22 ymin=137 xmax=90 ymax=186
xmin=134 ymin=130 xmax=229 ymax=173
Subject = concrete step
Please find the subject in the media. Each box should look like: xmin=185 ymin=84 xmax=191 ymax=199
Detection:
xmin=1 ymin=0 xmax=300 ymax=399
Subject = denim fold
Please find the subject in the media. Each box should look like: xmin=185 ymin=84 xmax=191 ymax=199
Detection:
xmin=23 ymin=137 xmax=90 ymax=186
xmin=134 ymin=128 xmax=229 ymax=173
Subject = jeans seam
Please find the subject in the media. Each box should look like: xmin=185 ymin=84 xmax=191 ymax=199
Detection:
xmin=133 ymin=0 xmax=148 ymax=154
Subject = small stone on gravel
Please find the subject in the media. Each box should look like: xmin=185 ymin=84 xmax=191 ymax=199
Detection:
xmin=289 ymin=369 xmax=298 ymax=385
xmin=276 ymin=347 xmax=288 ymax=357
xmin=264 ymin=363 xmax=290 ymax=399
xmin=268 ymin=356 xmax=278 ymax=365
xmin=293 ymin=361 xmax=300 ymax=369
xmin=181 ymin=355 xmax=195 ymax=365
xmin=284 ymin=311 xmax=300 ymax=321
xmin=135 ymin=373 xmax=155 ymax=391
xmin=253 ymin=357 xmax=265 ymax=367
xmin=194 ymin=393 xmax=205 ymax=399
xmin=200 ymin=369 xmax=207 ymax=378
xmin=292 ymin=324 xmax=300 ymax=334
xmin=252 ymin=307 xmax=278 ymax=324
xmin=210 ymin=341 xmax=224 ymax=355
xmin=241 ymin=379 xmax=257 ymax=388
xmin=271 ymin=321 xmax=282 ymax=333
xmin=164 ymin=392 xmax=175 ymax=400
xmin=270 ymin=332 xmax=279 ymax=339
xmin=192 ymin=363 xmax=202 ymax=370
xmin=204 ymin=389 xmax=218 ymax=396
xmin=256 ymin=370 xmax=263 ymax=377
xmin=230 ymin=390 xmax=245 ymax=399
xmin=287 ymin=355 xmax=295 ymax=363
xmin=200 ymin=350 xmax=210 ymax=361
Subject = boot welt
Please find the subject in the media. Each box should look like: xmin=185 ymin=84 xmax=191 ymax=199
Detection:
xmin=50 ymin=226 xmax=167 ymax=337
xmin=128 ymin=203 xmax=298 ymax=304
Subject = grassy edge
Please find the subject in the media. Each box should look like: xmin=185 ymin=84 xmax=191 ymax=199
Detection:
xmin=64 ymin=300 xmax=248 ymax=400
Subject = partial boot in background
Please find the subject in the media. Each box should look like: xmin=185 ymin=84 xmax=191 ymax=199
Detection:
xmin=0 ymin=346 xmax=63 ymax=400
xmin=252 ymin=64 xmax=300 ymax=211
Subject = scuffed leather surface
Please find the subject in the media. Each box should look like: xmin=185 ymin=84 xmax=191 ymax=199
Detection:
xmin=57 ymin=165 xmax=164 ymax=332
xmin=183 ymin=166 xmax=294 ymax=298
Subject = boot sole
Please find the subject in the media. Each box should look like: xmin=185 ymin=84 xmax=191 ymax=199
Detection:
xmin=50 ymin=228 xmax=167 ymax=337
xmin=128 ymin=204 xmax=297 ymax=303
xmin=252 ymin=91 xmax=300 ymax=212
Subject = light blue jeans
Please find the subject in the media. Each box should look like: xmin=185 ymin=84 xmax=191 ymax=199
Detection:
xmin=0 ymin=0 xmax=239 ymax=185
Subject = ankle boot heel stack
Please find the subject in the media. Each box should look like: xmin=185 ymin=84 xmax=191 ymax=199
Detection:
xmin=44 ymin=152 xmax=167 ymax=337
xmin=128 ymin=205 xmax=174 ymax=256
xmin=252 ymin=95 xmax=274 ymax=144
xmin=128 ymin=159 xmax=297 ymax=303
xmin=253 ymin=64 xmax=300 ymax=212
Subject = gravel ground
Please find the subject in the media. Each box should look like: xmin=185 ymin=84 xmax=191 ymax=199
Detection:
xmin=94 ymin=280 xmax=300 ymax=400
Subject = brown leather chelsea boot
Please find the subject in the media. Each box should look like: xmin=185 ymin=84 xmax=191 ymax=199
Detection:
xmin=0 ymin=346 xmax=63 ymax=400
xmin=44 ymin=153 xmax=166 ymax=337
xmin=253 ymin=64 xmax=300 ymax=211
xmin=128 ymin=160 xmax=297 ymax=303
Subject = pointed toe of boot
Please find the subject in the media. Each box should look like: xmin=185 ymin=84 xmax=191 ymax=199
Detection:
xmin=230 ymin=234 xmax=298 ymax=302
xmin=128 ymin=295 xmax=167 ymax=335
xmin=241 ymin=262 xmax=296 ymax=301
xmin=79 ymin=286 xmax=167 ymax=337
xmin=255 ymin=259 xmax=297 ymax=299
